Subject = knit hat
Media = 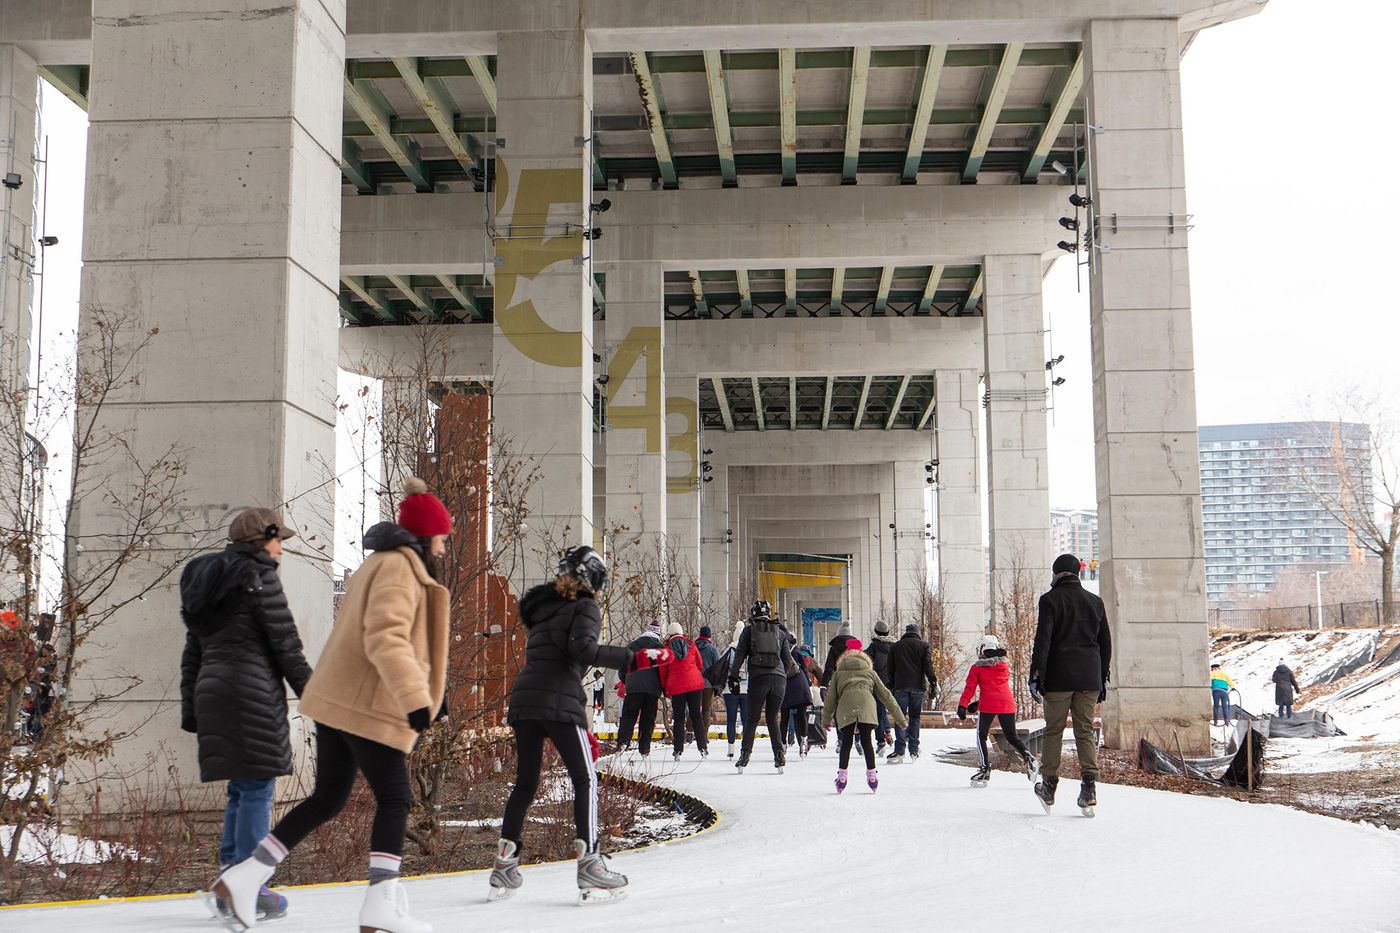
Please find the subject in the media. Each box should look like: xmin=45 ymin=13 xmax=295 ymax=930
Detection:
xmin=874 ymin=621 xmax=890 ymax=636
xmin=836 ymin=622 xmax=852 ymax=639
xmin=647 ymin=619 xmax=663 ymax=636
xmin=1052 ymin=553 xmax=1081 ymax=576
xmin=667 ymin=621 xmax=683 ymax=637
xmin=845 ymin=638 xmax=862 ymax=652
xmin=904 ymin=623 xmax=919 ymax=635
xmin=397 ymin=477 xmax=452 ymax=537
xmin=699 ymin=625 xmax=712 ymax=639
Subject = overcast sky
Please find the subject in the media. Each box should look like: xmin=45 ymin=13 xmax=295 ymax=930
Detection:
xmin=29 ymin=1 xmax=1395 ymax=560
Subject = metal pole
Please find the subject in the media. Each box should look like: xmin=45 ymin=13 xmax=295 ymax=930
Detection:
xmin=1315 ymin=571 xmax=1324 ymax=631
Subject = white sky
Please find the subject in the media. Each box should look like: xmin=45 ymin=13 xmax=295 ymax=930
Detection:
xmin=29 ymin=1 xmax=1397 ymax=570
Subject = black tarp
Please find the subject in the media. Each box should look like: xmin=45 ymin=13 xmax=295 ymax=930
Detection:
xmin=1138 ymin=729 xmax=1267 ymax=788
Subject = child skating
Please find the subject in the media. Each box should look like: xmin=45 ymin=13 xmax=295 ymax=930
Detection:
xmin=957 ymin=635 xmax=1037 ymax=788
xmin=821 ymin=639 xmax=907 ymax=793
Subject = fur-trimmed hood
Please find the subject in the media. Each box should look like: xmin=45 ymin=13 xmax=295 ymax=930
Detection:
xmin=836 ymin=649 xmax=874 ymax=672
xmin=975 ymin=649 xmax=1008 ymax=667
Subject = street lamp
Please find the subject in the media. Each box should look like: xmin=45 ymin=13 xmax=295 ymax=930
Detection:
xmin=1315 ymin=570 xmax=1329 ymax=630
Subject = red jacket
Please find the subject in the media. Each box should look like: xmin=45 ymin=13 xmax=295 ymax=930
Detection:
xmin=958 ymin=658 xmax=1015 ymax=714
xmin=659 ymin=635 xmax=706 ymax=696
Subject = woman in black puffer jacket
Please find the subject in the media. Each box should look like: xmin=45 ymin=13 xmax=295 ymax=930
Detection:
xmin=179 ymin=509 xmax=311 ymax=888
xmin=490 ymin=546 xmax=632 ymax=903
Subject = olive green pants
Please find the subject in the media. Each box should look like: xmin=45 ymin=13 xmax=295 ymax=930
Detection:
xmin=1039 ymin=691 xmax=1099 ymax=782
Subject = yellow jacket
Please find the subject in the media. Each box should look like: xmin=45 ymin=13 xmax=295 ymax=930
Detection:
xmin=1210 ymin=669 xmax=1234 ymax=692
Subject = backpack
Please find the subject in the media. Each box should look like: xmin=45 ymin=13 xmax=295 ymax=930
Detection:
xmin=749 ymin=619 xmax=782 ymax=669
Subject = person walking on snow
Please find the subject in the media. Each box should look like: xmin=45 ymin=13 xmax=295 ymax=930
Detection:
xmin=1272 ymin=660 xmax=1301 ymax=719
xmin=1029 ymin=553 xmax=1112 ymax=817
xmin=490 ymin=545 xmax=633 ymax=905
xmin=616 ymin=620 xmax=665 ymax=756
xmin=695 ymin=625 xmax=722 ymax=726
xmin=865 ymin=621 xmax=896 ymax=753
xmin=820 ymin=621 xmax=854 ymax=686
xmin=723 ymin=620 xmax=748 ymax=758
xmin=822 ymin=639 xmax=907 ymax=793
xmin=660 ymin=622 xmax=709 ymax=759
xmin=1210 ymin=663 xmax=1235 ymax=726
xmin=590 ymin=670 xmax=605 ymax=721
xmin=957 ymin=634 xmax=1037 ymax=786
xmin=181 ymin=508 xmax=311 ymax=924
xmin=214 ymin=479 xmax=452 ymax=932
xmin=733 ymin=601 xmax=796 ymax=773
xmin=886 ymin=623 xmax=939 ymax=763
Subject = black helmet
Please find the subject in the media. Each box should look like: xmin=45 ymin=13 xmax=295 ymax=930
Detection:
xmin=559 ymin=546 xmax=608 ymax=595
xmin=750 ymin=599 xmax=772 ymax=620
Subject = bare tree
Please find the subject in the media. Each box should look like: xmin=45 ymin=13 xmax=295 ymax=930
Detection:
xmin=990 ymin=544 xmax=1040 ymax=718
xmin=911 ymin=563 xmax=963 ymax=709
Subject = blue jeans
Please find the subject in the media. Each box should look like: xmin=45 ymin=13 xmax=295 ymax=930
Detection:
xmin=1278 ymin=703 xmax=1293 ymax=719
xmin=876 ymin=701 xmax=890 ymax=741
xmin=890 ymin=689 xmax=925 ymax=755
xmin=1212 ymin=689 xmax=1232 ymax=723
xmin=219 ymin=778 xmax=276 ymax=866
xmin=724 ymin=692 xmax=747 ymax=743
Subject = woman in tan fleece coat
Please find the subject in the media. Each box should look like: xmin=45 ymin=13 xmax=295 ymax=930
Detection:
xmin=216 ymin=479 xmax=450 ymax=933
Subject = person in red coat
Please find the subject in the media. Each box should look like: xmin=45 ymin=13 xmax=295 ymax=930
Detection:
xmin=958 ymin=635 xmax=1037 ymax=786
xmin=660 ymin=622 xmax=709 ymax=759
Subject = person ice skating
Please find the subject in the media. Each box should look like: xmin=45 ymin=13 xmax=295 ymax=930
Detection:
xmin=1272 ymin=660 xmax=1301 ymax=719
xmin=820 ymin=621 xmax=854 ymax=686
xmin=723 ymin=620 xmax=748 ymax=758
xmin=1029 ymin=554 xmax=1111 ymax=817
xmin=957 ymin=635 xmax=1037 ymax=787
xmin=213 ymin=480 xmax=452 ymax=932
xmin=695 ymin=625 xmax=722 ymax=725
xmin=822 ymin=639 xmax=908 ymax=793
xmin=181 ymin=508 xmax=311 ymax=924
xmin=491 ymin=545 xmax=633 ymax=905
xmin=1210 ymin=663 xmax=1235 ymax=725
xmin=865 ymin=621 xmax=895 ymax=753
xmin=886 ymin=623 xmax=938 ymax=763
xmin=733 ymin=601 xmax=796 ymax=773
xmin=783 ymin=645 xmax=815 ymax=757
xmin=660 ymin=622 xmax=709 ymax=759
xmin=591 ymin=670 xmax=605 ymax=720
xmin=617 ymin=620 xmax=665 ymax=755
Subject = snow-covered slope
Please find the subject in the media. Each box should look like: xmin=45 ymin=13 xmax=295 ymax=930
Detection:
xmin=1210 ymin=629 xmax=1379 ymax=716
xmin=7 ymin=736 xmax=1399 ymax=932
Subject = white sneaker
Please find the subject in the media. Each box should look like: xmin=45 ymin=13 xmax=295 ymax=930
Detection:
xmin=359 ymin=878 xmax=432 ymax=933
xmin=212 ymin=857 xmax=274 ymax=929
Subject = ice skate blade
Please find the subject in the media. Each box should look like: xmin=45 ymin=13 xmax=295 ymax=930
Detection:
xmin=1080 ymin=806 xmax=1096 ymax=819
xmin=487 ymin=884 xmax=517 ymax=902
xmin=578 ymin=887 xmax=628 ymax=905
xmin=1038 ymin=799 xmax=1053 ymax=815
xmin=211 ymin=881 xmax=251 ymax=932
xmin=971 ymin=780 xmax=988 ymax=788
xmin=199 ymin=890 xmax=222 ymax=920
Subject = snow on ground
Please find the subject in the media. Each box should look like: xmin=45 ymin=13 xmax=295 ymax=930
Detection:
xmin=0 ymin=825 xmax=135 ymax=866
xmin=1210 ymin=629 xmax=1379 ymax=717
xmin=6 ymin=733 xmax=1400 ymax=932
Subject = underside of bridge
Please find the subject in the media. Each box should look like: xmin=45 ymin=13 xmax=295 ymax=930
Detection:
xmin=0 ymin=0 xmax=1268 ymax=790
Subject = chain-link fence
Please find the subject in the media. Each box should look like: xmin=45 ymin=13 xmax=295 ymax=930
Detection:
xmin=1209 ymin=600 xmax=1388 ymax=632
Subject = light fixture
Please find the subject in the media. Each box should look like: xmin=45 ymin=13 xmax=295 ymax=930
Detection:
xmin=1068 ymin=193 xmax=1091 ymax=208
xmin=590 ymin=198 xmax=612 ymax=214
xmin=1058 ymin=217 xmax=1078 ymax=232
xmin=701 ymin=463 xmax=713 ymax=473
xmin=702 ymin=448 xmax=714 ymax=455
xmin=1 ymin=173 xmax=20 ymax=190
xmin=1045 ymin=354 xmax=1064 ymax=370
xmin=583 ymin=227 xmax=603 ymax=241
xmin=39 ymin=235 xmax=58 ymax=247
xmin=596 ymin=374 xmax=610 ymax=385
xmin=703 ymin=476 xmax=713 ymax=483
xmin=1056 ymin=240 xmax=1078 ymax=253
xmin=1051 ymin=160 xmax=1069 ymax=176
xmin=592 ymin=353 xmax=602 ymax=363
xmin=1052 ymin=376 xmax=1066 ymax=387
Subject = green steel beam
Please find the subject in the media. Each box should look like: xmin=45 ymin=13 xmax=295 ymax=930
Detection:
xmin=830 ymin=266 xmax=845 ymax=315
xmin=629 ymin=51 xmax=678 ymax=187
xmin=918 ymin=264 xmax=945 ymax=312
xmin=853 ymin=375 xmax=873 ymax=429
xmin=916 ymin=393 xmax=937 ymax=431
xmin=962 ymin=43 xmax=1024 ymax=183
xmin=885 ymin=375 xmax=911 ymax=430
xmin=435 ymin=274 xmax=482 ymax=319
xmin=343 ymin=76 xmax=431 ymax=191
xmin=736 ymin=269 xmax=752 ymax=311
xmin=342 ymin=276 xmax=393 ymax=322
xmin=789 ymin=377 xmax=798 ymax=431
xmin=963 ymin=269 xmax=985 ymax=314
xmin=37 ymin=64 xmax=88 ymax=111
xmin=841 ymin=46 xmax=871 ymax=183
xmin=874 ymin=266 xmax=894 ymax=312
xmin=702 ymin=50 xmax=738 ymax=187
xmin=341 ymin=139 xmax=373 ymax=193
xmin=393 ymin=57 xmax=476 ymax=170
xmin=712 ymin=377 xmax=734 ymax=432
xmin=778 ymin=48 xmax=798 ymax=184
xmin=902 ymin=45 xmax=947 ymax=183
xmin=386 ymin=274 xmax=433 ymax=319
xmin=689 ymin=270 xmax=708 ymax=313
xmin=821 ymin=376 xmax=835 ymax=430
xmin=338 ymin=294 xmax=363 ymax=324
xmin=752 ymin=377 xmax=766 ymax=431
xmin=784 ymin=269 xmax=797 ymax=312
xmin=592 ymin=277 xmax=607 ymax=313
xmin=464 ymin=55 xmax=497 ymax=113
xmin=1023 ymin=50 xmax=1085 ymax=180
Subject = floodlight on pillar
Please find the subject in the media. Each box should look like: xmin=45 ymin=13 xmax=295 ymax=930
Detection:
xmin=1 ymin=173 xmax=20 ymax=190
xmin=1056 ymin=241 xmax=1078 ymax=253
xmin=1052 ymin=376 xmax=1066 ymax=387
xmin=1058 ymin=217 xmax=1078 ymax=231
xmin=590 ymin=198 xmax=612 ymax=214
xmin=39 ymin=235 xmax=58 ymax=247
xmin=1051 ymin=160 xmax=1069 ymax=176
xmin=1068 ymin=193 xmax=1092 ymax=208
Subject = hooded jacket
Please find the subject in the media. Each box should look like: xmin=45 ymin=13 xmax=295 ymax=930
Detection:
xmin=1272 ymin=664 xmax=1301 ymax=706
xmin=783 ymin=651 xmax=815 ymax=709
xmin=623 ymin=631 xmax=665 ymax=697
xmin=888 ymin=631 xmax=939 ymax=694
xmin=507 ymin=579 xmax=631 ymax=727
xmin=299 ymin=523 xmax=450 ymax=754
xmin=1030 ymin=573 xmax=1112 ymax=693
xmin=820 ymin=632 xmax=852 ymax=687
xmin=821 ymin=650 xmax=908 ymax=731
xmin=864 ymin=637 xmax=894 ymax=687
xmin=958 ymin=651 xmax=1015 ymax=715
xmin=179 ymin=542 xmax=312 ymax=782
xmin=695 ymin=635 xmax=722 ymax=688
xmin=660 ymin=634 xmax=706 ymax=697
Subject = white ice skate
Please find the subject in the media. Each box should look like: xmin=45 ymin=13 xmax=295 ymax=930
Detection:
xmin=359 ymin=877 xmax=432 ymax=932
xmin=211 ymin=856 xmax=274 ymax=931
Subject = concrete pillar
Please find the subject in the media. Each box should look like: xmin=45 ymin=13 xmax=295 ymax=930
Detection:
xmin=73 ymin=1 xmax=344 ymax=788
xmin=1085 ymin=19 xmax=1209 ymax=754
xmin=892 ymin=459 xmax=930 ymax=630
xmin=492 ymin=28 xmax=594 ymax=585
xmin=665 ymin=372 xmax=701 ymax=584
xmin=699 ymin=461 xmax=731 ymax=616
xmin=935 ymin=369 xmax=987 ymax=662
xmin=602 ymin=262 xmax=667 ymax=581
xmin=0 ymin=44 xmax=36 ymax=393
xmin=983 ymin=254 xmax=1051 ymax=601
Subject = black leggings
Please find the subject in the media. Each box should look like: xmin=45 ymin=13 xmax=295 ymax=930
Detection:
xmin=671 ymin=690 xmax=708 ymax=753
xmin=838 ymin=722 xmax=876 ymax=770
xmin=617 ymin=693 xmax=658 ymax=754
xmin=271 ymin=724 xmax=410 ymax=857
xmin=741 ymin=675 xmax=785 ymax=760
xmin=976 ymin=712 xmax=1029 ymax=768
xmin=501 ymin=719 xmax=597 ymax=851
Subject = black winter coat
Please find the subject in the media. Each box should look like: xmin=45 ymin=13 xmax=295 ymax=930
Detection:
xmin=1031 ymin=574 xmax=1112 ymax=693
xmin=179 ymin=543 xmax=312 ymax=783
xmin=783 ymin=653 xmax=814 ymax=709
xmin=507 ymin=583 xmax=630 ymax=727
xmin=865 ymin=638 xmax=893 ymax=686
xmin=820 ymin=633 xmax=851 ymax=687
xmin=733 ymin=619 xmax=796 ymax=680
xmin=888 ymin=632 xmax=938 ymax=694
xmin=623 ymin=631 xmax=664 ymax=696
xmin=1272 ymin=665 xmax=1300 ymax=705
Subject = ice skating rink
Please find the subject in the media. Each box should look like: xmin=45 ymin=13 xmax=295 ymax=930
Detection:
xmin=5 ymin=731 xmax=1399 ymax=932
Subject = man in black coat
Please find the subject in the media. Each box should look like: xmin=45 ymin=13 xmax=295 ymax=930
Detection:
xmin=886 ymin=623 xmax=938 ymax=761
xmin=1029 ymin=553 xmax=1112 ymax=811
xmin=732 ymin=606 xmax=796 ymax=772
xmin=180 ymin=508 xmax=311 ymax=915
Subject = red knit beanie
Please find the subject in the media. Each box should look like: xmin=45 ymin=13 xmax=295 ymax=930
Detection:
xmin=397 ymin=477 xmax=452 ymax=536
xmin=845 ymin=638 xmax=863 ymax=652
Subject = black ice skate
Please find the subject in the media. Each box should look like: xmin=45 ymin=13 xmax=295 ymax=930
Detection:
xmin=1077 ymin=778 xmax=1097 ymax=818
xmin=1035 ymin=776 xmax=1058 ymax=814
xmin=970 ymin=766 xmax=991 ymax=788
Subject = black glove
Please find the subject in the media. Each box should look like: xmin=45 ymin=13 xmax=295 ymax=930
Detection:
xmin=181 ymin=716 xmax=197 ymax=734
xmin=967 ymin=700 xmax=979 ymax=716
xmin=1028 ymin=674 xmax=1043 ymax=704
xmin=956 ymin=705 xmax=967 ymax=721
xmin=728 ymin=679 xmax=740 ymax=694
xmin=1097 ymin=688 xmax=1107 ymax=704
xmin=407 ymin=707 xmax=432 ymax=733
xmin=435 ymin=698 xmax=449 ymax=722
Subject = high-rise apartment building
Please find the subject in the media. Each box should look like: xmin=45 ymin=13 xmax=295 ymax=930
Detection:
xmin=1050 ymin=508 xmax=1098 ymax=563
